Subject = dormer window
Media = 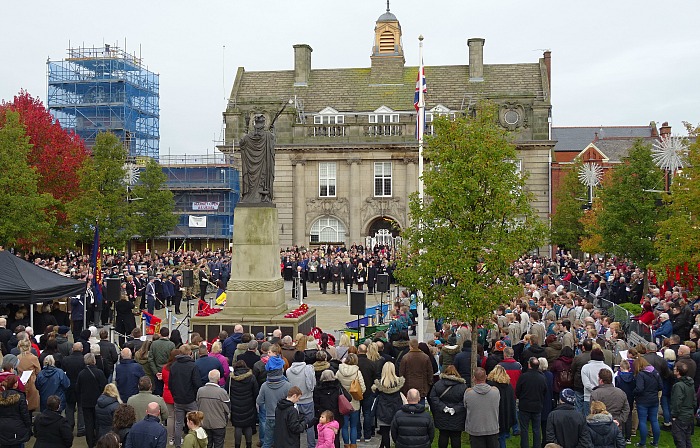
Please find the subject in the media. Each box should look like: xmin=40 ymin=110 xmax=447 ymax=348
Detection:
xmin=313 ymin=107 xmax=344 ymax=125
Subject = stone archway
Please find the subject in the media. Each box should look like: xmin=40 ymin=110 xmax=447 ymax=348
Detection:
xmin=366 ymin=216 xmax=401 ymax=239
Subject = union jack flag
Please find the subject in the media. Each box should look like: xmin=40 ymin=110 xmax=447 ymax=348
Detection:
xmin=414 ymin=61 xmax=427 ymax=139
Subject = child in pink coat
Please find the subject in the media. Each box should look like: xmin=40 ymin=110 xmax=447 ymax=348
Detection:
xmin=316 ymin=410 xmax=340 ymax=448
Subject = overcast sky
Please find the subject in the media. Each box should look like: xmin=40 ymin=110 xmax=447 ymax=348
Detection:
xmin=2 ymin=1 xmax=698 ymax=156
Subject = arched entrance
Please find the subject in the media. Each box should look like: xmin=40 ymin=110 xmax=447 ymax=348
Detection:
xmin=365 ymin=217 xmax=401 ymax=250
xmin=367 ymin=217 xmax=400 ymax=237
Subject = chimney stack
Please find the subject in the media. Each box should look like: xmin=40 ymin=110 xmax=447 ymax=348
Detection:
xmin=293 ymin=44 xmax=312 ymax=86
xmin=543 ymin=50 xmax=551 ymax=84
xmin=467 ymin=38 xmax=485 ymax=82
xmin=660 ymin=121 xmax=672 ymax=138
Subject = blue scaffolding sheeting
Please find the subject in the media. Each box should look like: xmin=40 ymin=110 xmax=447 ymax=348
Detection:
xmin=47 ymin=45 xmax=159 ymax=159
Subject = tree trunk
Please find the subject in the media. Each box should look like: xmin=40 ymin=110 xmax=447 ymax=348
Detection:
xmin=470 ymin=319 xmax=479 ymax=387
xmin=643 ymin=270 xmax=649 ymax=296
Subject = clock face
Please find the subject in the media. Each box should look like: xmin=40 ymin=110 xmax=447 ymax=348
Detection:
xmin=124 ymin=163 xmax=140 ymax=186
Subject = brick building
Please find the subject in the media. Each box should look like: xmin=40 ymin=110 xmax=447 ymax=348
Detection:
xmin=550 ymin=123 xmax=666 ymax=213
xmin=219 ymin=7 xmax=554 ymax=248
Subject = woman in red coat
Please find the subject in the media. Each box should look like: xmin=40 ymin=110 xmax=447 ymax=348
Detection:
xmin=636 ymin=301 xmax=655 ymax=326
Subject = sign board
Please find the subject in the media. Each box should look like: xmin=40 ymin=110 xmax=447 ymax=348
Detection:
xmin=188 ymin=215 xmax=207 ymax=228
xmin=192 ymin=201 xmax=220 ymax=211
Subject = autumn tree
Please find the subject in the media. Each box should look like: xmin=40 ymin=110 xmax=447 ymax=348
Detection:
xmin=551 ymin=158 xmax=587 ymax=254
xmin=130 ymin=157 xmax=178 ymax=250
xmin=595 ymin=140 xmax=664 ymax=288
xmin=655 ymin=124 xmax=700 ymax=270
xmin=395 ymin=105 xmax=546 ymax=383
xmin=1 ymin=90 xmax=89 ymax=249
xmin=0 ymin=110 xmax=56 ymax=247
xmin=68 ymin=132 xmax=130 ymax=247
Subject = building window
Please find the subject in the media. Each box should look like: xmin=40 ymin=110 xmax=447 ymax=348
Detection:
xmin=319 ymin=162 xmax=336 ymax=197
xmin=374 ymin=162 xmax=392 ymax=197
xmin=369 ymin=114 xmax=399 ymax=124
xmin=310 ymin=216 xmax=346 ymax=243
xmin=313 ymin=115 xmax=344 ymax=125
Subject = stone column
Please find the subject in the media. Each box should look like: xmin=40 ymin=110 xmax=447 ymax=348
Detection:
xmin=292 ymin=159 xmax=306 ymax=246
xmin=404 ymin=158 xmax=417 ymax=227
xmin=347 ymin=158 xmax=361 ymax=244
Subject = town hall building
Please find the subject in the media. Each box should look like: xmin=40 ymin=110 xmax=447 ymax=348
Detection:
xmin=219 ymin=6 xmax=554 ymax=249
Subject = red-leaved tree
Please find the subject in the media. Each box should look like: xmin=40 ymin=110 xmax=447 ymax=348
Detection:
xmin=1 ymin=90 xmax=90 ymax=250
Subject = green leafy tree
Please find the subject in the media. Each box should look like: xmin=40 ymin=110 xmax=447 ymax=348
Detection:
xmin=655 ymin=125 xmax=700 ymax=271
xmin=68 ymin=132 xmax=130 ymax=247
xmin=551 ymin=158 xmax=587 ymax=253
xmin=596 ymin=140 xmax=664 ymax=288
xmin=0 ymin=110 xmax=56 ymax=247
xmin=130 ymin=157 xmax=178 ymax=249
xmin=395 ymin=105 xmax=546 ymax=383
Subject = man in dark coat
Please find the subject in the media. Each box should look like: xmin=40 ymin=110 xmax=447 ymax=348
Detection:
xmin=63 ymin=342 xmax=86 ymax=436
xmin=399 ymin=339 xmax=433 ymax=399
xmin=195 ymin=345 xmax=225 ymax=385
xmin=0 ymin=317 xmax=13 ymax=354
xmin=546 ymin=388 xmax=591 ymax=448
xmin=238 ymin=340 xmax=262 ymax=370
xmin=273 ymin=386 xmax=308 ymax=448
xmin=366 ymin=260 xmax=378 ymax=294
xmin=317 ymin=259 xmax=329 ymax=294
xmin=357 ymin=344 xmax=379 ymax=440
xmin=115 ymin=347 xmax=146 ymax=402
xmin=169 ymin=345 xmax=202 ymax=447
xmin=520 ymin=335 xmax=546 ymax=372
xmin=125 ymin=402 xmax=168 ymax=448
xmin=515 ymin=357 xmax=547 ymax=448
xmin=33 ymin=395 xmax=73 ymax=448
xmin=76 ymin=352 xmax=108 ymax=448
xmin=453 ymin=340 xmax=479 ymax=386
xmin=390 ymin=388 xmax=435 ymax=448
xmin=98 ymin=329 xmax=119 ymax=381
xmin=330 ymin=260 xmax=342 ymax=294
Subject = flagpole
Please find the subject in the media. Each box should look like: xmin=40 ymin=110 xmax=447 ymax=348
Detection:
xmin=417 ymin=35 xmax=425 ymax=343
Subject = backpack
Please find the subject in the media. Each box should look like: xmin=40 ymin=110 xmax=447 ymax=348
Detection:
xmin=557 ymin=368 xmax=574 ymax=389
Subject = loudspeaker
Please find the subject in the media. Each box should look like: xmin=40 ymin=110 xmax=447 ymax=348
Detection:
xmin=104 ymin=278 xmax=121 ymax=302
xmin=182 ymin=270 xmax=194 ymax=287
xmin=350 ymin=291 xmax=367 ymax=316
xmin=377 ymin=274 xmax=389 ymax=293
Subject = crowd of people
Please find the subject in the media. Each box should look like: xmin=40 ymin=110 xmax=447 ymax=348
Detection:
xmin=3 ymin=247 xmax=700 ymax=448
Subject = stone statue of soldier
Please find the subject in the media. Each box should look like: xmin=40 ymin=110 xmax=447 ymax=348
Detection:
xmin=239 ymin=114 xmax=276 ymax=204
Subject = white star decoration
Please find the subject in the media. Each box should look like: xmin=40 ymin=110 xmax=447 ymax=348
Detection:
xmin=578 ymin=162 xmax=603 ymax=188
xmin=652 ymin=135 xmax=687 ymax=173
xmin=123 ymin=163 xmax=140 ymax=186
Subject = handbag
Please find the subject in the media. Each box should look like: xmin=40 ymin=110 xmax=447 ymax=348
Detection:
xmin=338 ymin=390 xmax=354 ymax=415
xmin=349 ymin=372 xmax=364 ymax=401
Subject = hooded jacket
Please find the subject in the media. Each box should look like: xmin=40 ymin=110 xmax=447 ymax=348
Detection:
xmin=586 ymin=413 xmax=625 ymax=448
xmin=634 ymin=366 xmax=663 ymax=406
xmin=545 ymin=403 xmax=591 ymax=448
xmin=223 ymin=332 xmax=243 ymax=361
xmin=182 ymin=427 xmax=208 ymax=448
xmin=335 ymin=363 xmax=366 ymax=410
xmin=390 ymin=403 xmax=435 ymax=448
xmin=372 ymin=376 xmax=405 ymax=426
xmin=96 ymin=394 xmax=120 ymax=438
xmin=35 ymin=365 xmax=70 ymax=411
xmin=544 ymin=341 xmax=563 ymax=365
xmin=33 ymin=408 xmax=73 ymax=448
xmin=313 ymin=379 xmax=349 ymax=429
xmin=273 ymin=397 xmax=308 ymax=448
xmin=229 ymin=367 xmax=259 ymax=427
xmin=316 ymin=420 xmax=340 ymax=448
xmin=520 ymin=344 xmax=546 ymax=371
xmin=256 ymin=370 xmax=291 ymax=418
xmin=169 ymin=354 xmax=201 ymax=404
xmin=671 ymin=375 xmax=696 ymax=423
xmin=0 ymin=389 xmax=31 ymax=445
xmin=286 ymin=362 xmax=316 ymax=404
xmin=463 ymin=383 xmax=500 ymax=436
xmin=438 ymin=345 xmax=461 ymax=369
xmin=428 ymin=374 xmax=467 ymax=431
xmin=614 ymin=370 xmax=636 ymax=406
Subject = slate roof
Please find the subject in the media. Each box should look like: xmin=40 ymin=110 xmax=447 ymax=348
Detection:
xmin=552 ymin=126 xmax=652 ymax=152
xmin=592 ymin=137 xmax=658 ymax=163
xmin=234 ymin=63 xmax=546 ymax=113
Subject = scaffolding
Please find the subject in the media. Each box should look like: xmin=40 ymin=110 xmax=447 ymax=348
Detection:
xmin=47 ymin=44 xmax=159 ymax=159
xmin=155 ymin=154 xmax=240 ymax=241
